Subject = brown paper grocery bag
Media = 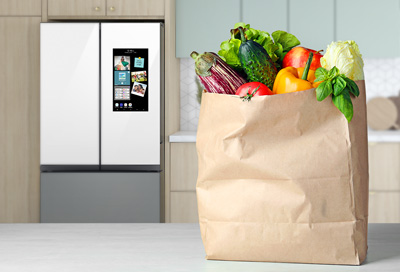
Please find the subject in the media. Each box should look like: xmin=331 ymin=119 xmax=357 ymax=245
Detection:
xmin=196 ymin=80 xmax=368 ymax=265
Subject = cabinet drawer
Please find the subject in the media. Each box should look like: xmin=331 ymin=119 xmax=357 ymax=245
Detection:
xmin=369 ymin=191 xmax=400 ymax=223
xmin=0 ymin=0 xmax=41 ymax=16
xmin=171 ymin=192 xmax=198 ymax=223
xmin=48 ymin=0 xmax=106 ymax=17
xmin=369 ymin=143 xmax=400 ymax=191
xmin=171 ymin=143 xmax=198 ymax=191
xmin=107 ymin=0 xmax=164 ymax=17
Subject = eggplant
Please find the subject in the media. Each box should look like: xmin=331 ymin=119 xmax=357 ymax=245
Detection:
xmin=190 ymin=51 xmax=247 ymax=95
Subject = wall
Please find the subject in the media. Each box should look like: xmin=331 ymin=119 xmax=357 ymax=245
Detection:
xmin=180 ymin=58 xmax=400 ymax=131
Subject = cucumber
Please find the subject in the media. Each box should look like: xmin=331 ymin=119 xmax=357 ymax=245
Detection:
xmin=238 ymin=27 xmax=277 ymax=89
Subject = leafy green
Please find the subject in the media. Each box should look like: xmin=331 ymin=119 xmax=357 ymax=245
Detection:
xmin=315 ymin=67 xmax=329 ymax=82
xmin=332 ymin=91 xmax=353 ymax=122
xmin=328 ymin=66 xmax=339 ymax=78
xmin=218 ymin=39 xmax=242 ymax=70
xmin=344 ymin=77 xmax=360 ymax=97
xmin=333 ymin=76 xmax=347 ymax=96
xmin=218 ymin=22 xmax=300 ymax=71
xmin=271 ymin=31 xmax=301 ymax=62
xmin=234 ymin=22 xmax=250 ymax=30
xmin=314 ymin=66 xmax=360 ymax=122
xmin=316 ymin=81 xmax=332 ymax=101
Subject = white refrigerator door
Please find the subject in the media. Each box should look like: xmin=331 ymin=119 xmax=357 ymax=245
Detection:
xmin=101 ymin=23 xmax=161 ymax=166
xmin=41 ymin=23 xmax=100 ymax=165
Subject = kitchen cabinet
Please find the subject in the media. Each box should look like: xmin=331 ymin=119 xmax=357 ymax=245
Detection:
xmin=175 ymin=0 xmax=240 ymax=58
xmin=243 ymin=0 xmax=334 ymax=51
xmin=289 ymin=0 xmax=334 ymax=51
xmin=176 ymin=0 xmax=400 ymax=59
xmin=369 ymin=143 xmax=400 ymax=191
xmin=0 ymin=17 xmax=41 ymax=222
xmin=242 ymin=0 xmax=288 ymax=31
xmin=107 ymin=0 xmax=164 ymax=17
xmin=169 ymin=143 xmax=198 ymax=222
xmin=171 ymin=143 xmax=197 ymax=191
xmin=169 ymin=141 xmax=400 ymax=223
xmin=171 ymin=192 xmax=198 ymax=223
xmin=48 ymin=0 xmax=165 ymax=18
xmin=368 ymin=142 xmax=400 ymax=223
xmin=48 ymin=0 xmax=106 ymax=17
xmin=369 ymin=192 xmax=400 ymax=223
xmin=0 ymin=0 xmax=41 ymax=16
xmin=336 ymin=0 xmax=400 ymax=58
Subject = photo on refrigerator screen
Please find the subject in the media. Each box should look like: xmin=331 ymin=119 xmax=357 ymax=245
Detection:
xmin=114 ymin=71 xmax=130 ymax=85
xmin=114 ymin=56 xmax=130 ymax=70
xmin=131 ymin=82 xmax=147 ymax=97
xmin=131 ymin=71 xmax=147 ymax=82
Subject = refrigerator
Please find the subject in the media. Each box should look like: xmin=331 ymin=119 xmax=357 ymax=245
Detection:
xmin=40 ymin=23 xmax=163 ymax=223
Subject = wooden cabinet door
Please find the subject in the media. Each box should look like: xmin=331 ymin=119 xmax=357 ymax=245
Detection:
xmin=0 ymin=0 xmax=41 ymax=16
xmin=170 ymin=143 xmax=198 ymax=222
xmin=337 ymin=0 xmax=400 ymax=58
xmin=368 ymin=143 xmax=400 ymax=223
xmin=0 ymin=17 xmax=40 ymax=222
xmin=171 ymin=192 xmax=198 ymax=223
xmin=176 ymin=0 xmax=240 ymax=58
xmin=369 ymin=192 xmax=400 ymax=223
xmin=369 ymin=143 xmax=400 ymax=191
xmin=107 ymin=0 xmax=165 ymax=17
xmin=48 ymin=0 xmax=106 ymax=17
xmin=171 ymin=143 xmax=198 ymax=191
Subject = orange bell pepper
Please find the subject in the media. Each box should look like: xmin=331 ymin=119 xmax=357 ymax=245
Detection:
xmin=273 ymin=53 xmax=321 ymax=94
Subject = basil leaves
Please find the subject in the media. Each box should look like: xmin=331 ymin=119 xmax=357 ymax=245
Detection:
xmin=315 ymin=67 xmax=360 ymax=122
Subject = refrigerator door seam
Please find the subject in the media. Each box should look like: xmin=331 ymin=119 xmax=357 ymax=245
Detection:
xmin=99 ymin=23 xmax=102 ymax=170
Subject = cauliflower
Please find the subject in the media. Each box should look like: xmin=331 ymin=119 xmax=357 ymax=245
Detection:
xmin=320 ymin=40 xmax=364 ymax=81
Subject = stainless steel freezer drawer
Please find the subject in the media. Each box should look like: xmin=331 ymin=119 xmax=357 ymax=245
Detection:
xmin=41 ymin=173 xmax=160 ymax=223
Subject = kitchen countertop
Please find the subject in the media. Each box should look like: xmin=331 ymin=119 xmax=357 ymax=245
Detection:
xmin=169 ymin=130 xmax=197 ymax=142
xmin=170 ymin=130 xmax=400 ymax=143
xmin=0 ymin=223 xmax=399 ymax=271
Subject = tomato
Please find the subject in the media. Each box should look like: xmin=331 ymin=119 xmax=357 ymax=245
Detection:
xmin=235 ymin=82 xmax=274 ymax=97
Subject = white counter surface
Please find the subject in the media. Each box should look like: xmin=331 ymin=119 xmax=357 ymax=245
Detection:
xmin=170 ymin=130 xmax=400 ymax=143
xmin=0 ymin=223 xmax=399 ymax=271
xmin=169 ymin=130 xmax=197 ymax=142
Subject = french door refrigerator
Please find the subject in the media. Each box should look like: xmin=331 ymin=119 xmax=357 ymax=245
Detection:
xmin=40 ymin=23 xmax=163 ymax=223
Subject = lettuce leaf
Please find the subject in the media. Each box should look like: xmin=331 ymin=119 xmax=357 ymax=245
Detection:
xmin=271 ymin=30 xmax=300 ymax=62
xmin=218 ymin=39 xmax=241 ymax=70
xmin=271 ymin=30 xmax=300 ymax=51
xmin=218 ymin=23 xmax=300 ymax=71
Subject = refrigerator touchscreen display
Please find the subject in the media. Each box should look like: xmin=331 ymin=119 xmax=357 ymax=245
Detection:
xmin=113 ymin=49 xmax=148 ymax=111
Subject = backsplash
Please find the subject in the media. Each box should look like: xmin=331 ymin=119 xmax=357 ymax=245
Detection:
xmin=180 ymin=58 xmax=400 ymax=131
xmin=180 ymin=58 xmax=201 ymax=131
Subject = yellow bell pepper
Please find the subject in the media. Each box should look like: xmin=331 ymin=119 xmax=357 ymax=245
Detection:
xmin=273 ymin=53 xmax=321 ymax=94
